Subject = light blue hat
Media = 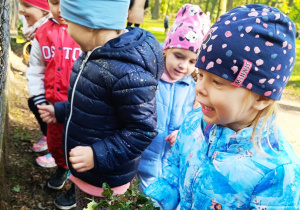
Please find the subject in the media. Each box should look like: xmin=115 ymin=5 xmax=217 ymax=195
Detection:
xmin=61 ymin=0 xmax=130 ymax=30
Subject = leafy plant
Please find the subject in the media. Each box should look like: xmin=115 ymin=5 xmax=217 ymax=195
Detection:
xmin=84 ymin=180 xmax=160 ymax=210
xmin=12 ymin=185 xmax=20 ymax=193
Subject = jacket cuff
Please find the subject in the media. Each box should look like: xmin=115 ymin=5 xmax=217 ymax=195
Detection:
xmin=54 ymin=101 xmax=68 ymax=124
xmin=144 ymin=178 xmax=179 ymax=210
xmin=32 ymin=94 xmax=47 ymax=106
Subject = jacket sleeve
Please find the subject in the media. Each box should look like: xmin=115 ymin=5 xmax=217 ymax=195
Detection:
xmin=54 ymin=101 xmax=69 ymax=124
xmin=144 ymin=128 xmax=182 ymax=210
xmin=250 ymin=164 xmax=300 ymax=209
xmin=26 ymin=38 xmax=46 ymax=98
xmin=91 ymin=68 xmax=159 ymax=172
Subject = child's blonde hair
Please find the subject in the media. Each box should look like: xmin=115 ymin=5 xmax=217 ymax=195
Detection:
xmin=243 ymin=91 xmax=279 ymax=157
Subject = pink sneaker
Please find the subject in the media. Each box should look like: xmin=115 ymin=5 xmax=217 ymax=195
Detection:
xmin=36 ymin=153 xmax=57 ymax=168
xmin=32 ymin=136 xmax=48 ymax=152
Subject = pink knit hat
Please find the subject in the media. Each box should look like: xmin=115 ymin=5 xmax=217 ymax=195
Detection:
xmin=22 ymin=0 xmax=50 ymax=11
xmin=163 ymin=4 xmax=210 ymax=54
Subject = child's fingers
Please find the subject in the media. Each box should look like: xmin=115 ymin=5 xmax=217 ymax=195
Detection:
xmin=41 ymin=115 xmax=54 ymax=123
xmin=40 ymin=112 xmax=51 ymax=118
xmin=40 ymin=114 xmax=51 ymax=122
xmin=164 ymin=135 xmax=170 ymax=141
xmin=38 ymin=109 xmax=48 ymax=115
xmin=37 ymin=104 xmax=48 ymax=111
xmin=71 ymin=162 xmax=86 ymax=172
xmin=169 ymin=138 xmax=176 ymax=147
xmin=69 ymin=155 xmax=82 ymax=164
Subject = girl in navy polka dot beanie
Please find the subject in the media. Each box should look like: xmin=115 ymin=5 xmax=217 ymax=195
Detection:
xmin=196 ymin=4 xmax=295 ymax=101
xmin=145 ymin=4 xmax=300 ymax=209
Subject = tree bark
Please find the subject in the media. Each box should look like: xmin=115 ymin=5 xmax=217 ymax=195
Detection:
xmin=205 ymin=0 xmax=210 ymax=13
xmin=152 ymin=0 xmax=160 ymax=19
xmin=217 ymin=0 xmax=227 ymax=19
xmin=226 ymin=0 xmax=233 ymax=12
xmin=210 ymin=0 xmax=218 ymax=20
xmin=219 ymin=0 xmax=227 ymax=16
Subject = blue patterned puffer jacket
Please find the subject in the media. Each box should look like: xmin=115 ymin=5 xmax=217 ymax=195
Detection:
xmin=54 ymin=27 xmax=164 ymax=188
xmin=145 ymin=108 xmax=300 ymax=209
xmin=137 ymin=76 xmax=196 ymax=192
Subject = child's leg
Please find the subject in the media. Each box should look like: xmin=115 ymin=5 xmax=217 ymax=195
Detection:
xmin=28 ymin=97 xmax=47 ymax=136
xmin=47 ymin=123 xmax=68 ymax=189
xmin=75 ymin=185 xmax=108 ymax=210
xmin=47 ymin=123 xmax=66 ymax=168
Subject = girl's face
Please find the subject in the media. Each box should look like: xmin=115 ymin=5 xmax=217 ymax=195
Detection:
xmin=48 ymin=0 xmax=67 ymax=25
xmin=19 ymin=0 xmax=47 ymax=26
xmin=165 ymin=48 xmax=197 ymax=81
xmin=195 ymin=69 xmax=260 ymax=131
xmin=215 ymin=204 xmax=222 ymax=210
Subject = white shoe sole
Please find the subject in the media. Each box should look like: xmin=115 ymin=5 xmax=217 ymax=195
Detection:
xmin=32 ymin=146 xmax=48 ymax=153
xmin=47 ymin=181 xmax=66 ymax=190
xmin=54 ymin=200 xmax=76 ymax=209
xmin=36 ymin=159 xmax=57 ymax=168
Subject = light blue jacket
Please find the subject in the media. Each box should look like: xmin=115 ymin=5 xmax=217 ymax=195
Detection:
xmin=145 ymin=108 xmax=300 ymax=210
xmin=137 ymin=75 xmax=196 ymax=192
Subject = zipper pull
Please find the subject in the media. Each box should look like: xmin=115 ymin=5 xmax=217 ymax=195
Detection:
xmin=80 ymin=56 xmax=88 ymax=70
xmin=209 ymin=127 xmax=216 ymax=143
xmin=207 ymin=127 xmax=217 ymax=156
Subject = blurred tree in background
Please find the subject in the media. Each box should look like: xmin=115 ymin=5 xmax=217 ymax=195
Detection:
xmin=149 ymin=0 xmax=300 ymax=28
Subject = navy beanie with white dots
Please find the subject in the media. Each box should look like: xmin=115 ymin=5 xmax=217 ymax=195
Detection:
xmin=196 ymin=4 xmax=296 ymax=100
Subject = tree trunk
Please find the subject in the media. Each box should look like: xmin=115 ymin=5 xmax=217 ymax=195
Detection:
xmin=165 ymin=0 xmax=171 ymax=15
xmin=226 ymin=0 xmax=233 ymax=12
xmin=210 ymin=0 xmax=218 ymax=20
xmin=265 ymin=0 xmax=271 ymax=6
xmin=218 ymin=0 xmax=227 ymax=17
xmin=152 ymin=0 xmax=160 ymax=19
xmin=205 ymin=0 xmax=210 ymax=13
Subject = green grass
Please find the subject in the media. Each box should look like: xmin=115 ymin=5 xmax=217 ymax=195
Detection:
xmin=285 ymin=39 xmax=300 ymax=99
xmin=142 ymin=16 xmax=300 ymax=100
xmin=141 ymin=15 xmax=175 ymax=43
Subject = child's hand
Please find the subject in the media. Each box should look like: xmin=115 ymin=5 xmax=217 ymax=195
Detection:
xmin=69 ymin=146 xmax=94 ymax=172
xmin=164 ymin=130 xmax=179 ymax=147
xmin=37 ymin=104 xmax=57 ymax=123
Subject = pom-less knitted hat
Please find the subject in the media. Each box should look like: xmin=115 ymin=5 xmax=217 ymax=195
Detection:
xmin=22 ymin=0 xmax=50 ymax=11
xmin=196 ymin=4 xmax=296 ymax=100
xmin=163 ymin=4 xmax=211 ymax=54
xmin=60 ymin=0 xmax=130 ymax=30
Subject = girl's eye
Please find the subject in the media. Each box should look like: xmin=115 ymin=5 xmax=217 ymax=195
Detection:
xmin=22 ymin=3 xmax=31 ymax=7
xmin=197 ymin=73 xmax=203 ymax=79
xmin=189 ymin=60 xmax=196 ymax=65
xmin=174 ymin=54 xmax=183 ymax=59
xmin=213 ymin=79 xmax=223 ymax=85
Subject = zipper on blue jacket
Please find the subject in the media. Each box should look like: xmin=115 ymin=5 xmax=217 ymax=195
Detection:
xmin=206 ymin=126 xmax=217 ymax=157
xmin=191 ymin=126 xmax=217 ymax=195
xmin=64 ymin=52 xmax=91 ymax=169
xmin=163 ymin=83 xmax=175 ymax=157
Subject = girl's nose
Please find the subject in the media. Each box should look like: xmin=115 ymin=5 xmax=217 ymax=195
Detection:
xmin=179 ymin=61 xmax=188 ymax=69
xmin=195 ymin=77 xmax=208 ymax=96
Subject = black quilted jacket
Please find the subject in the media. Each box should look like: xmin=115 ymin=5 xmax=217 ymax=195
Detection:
xmin=54 ymin=27 xmax=164 ymax=188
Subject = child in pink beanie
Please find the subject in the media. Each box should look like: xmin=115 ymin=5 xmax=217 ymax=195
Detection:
xmin=19 ymin=0 xmax=51 ymax=41
xmin=137 ymin=4 xmax=210 ymax=192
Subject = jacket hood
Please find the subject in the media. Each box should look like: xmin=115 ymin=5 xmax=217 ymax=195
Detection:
xmin=85 ymin=27 xmax=164 ymax=80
